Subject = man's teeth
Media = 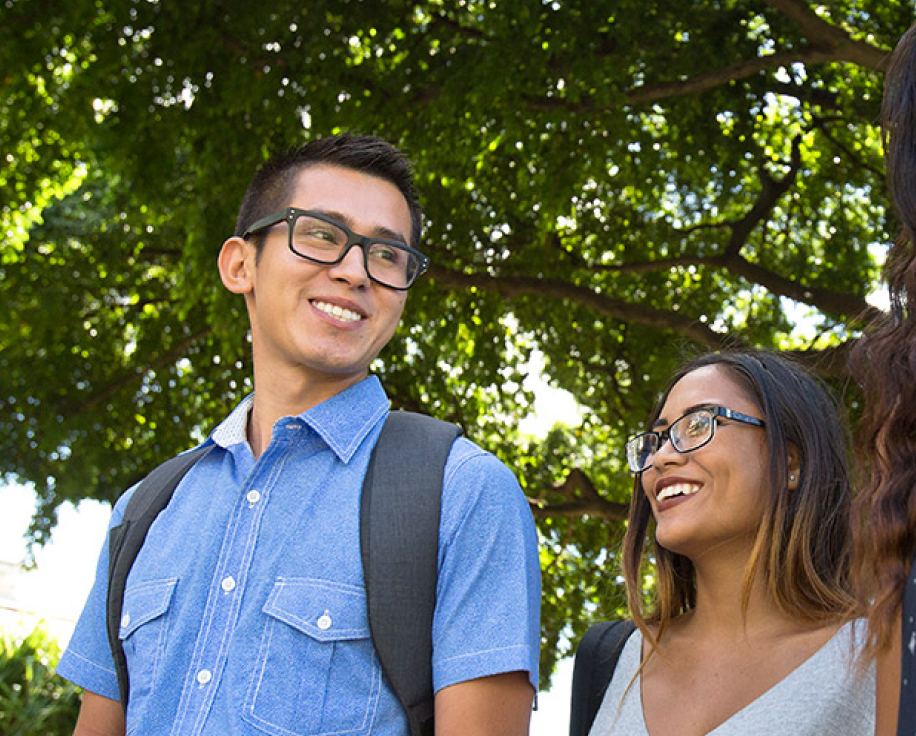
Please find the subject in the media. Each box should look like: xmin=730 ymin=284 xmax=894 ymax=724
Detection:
xmin=314 ymin=301 xmax=362 ymax=323
xmin=657 ymin=483 xmax=701 ymax=502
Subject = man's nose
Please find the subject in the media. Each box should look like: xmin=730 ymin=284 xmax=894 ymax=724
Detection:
xmin=327 ymin=242 xmax=371 ymax=286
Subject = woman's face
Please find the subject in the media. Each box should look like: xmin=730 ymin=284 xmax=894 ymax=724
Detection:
xmin=640 ymin=364 xmax=769 ymax=562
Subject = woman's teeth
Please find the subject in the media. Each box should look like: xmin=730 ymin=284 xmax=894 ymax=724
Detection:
xmin=657 ymin=483 xmax=701 ymax=502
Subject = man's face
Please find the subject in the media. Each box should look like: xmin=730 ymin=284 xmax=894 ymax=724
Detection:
xmin=239 ymin=165 xmax=411 ymax=390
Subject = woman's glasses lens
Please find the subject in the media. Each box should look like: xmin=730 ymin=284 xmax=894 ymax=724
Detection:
xmin=671 ymin=410 xmax=714 ymax=452
xmin=625 ymin=409 xmax=716 ymax=472
xmin=625 ymin=433 xmax=660 ymax=473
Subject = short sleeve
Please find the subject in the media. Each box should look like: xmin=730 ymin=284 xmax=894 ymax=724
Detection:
xmin=431 ymin=438 xmax=541 ymax=692
xmin=56 ymin=492 xmax=132 ymax=699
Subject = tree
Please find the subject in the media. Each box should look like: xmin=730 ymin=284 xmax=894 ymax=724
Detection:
xmin=1 ymin=0 xmax=909 ymax=683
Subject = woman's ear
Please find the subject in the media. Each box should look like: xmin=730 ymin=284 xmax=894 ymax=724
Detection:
xmin=787 ymin=444 xmax=801 ymax=491
xmin=218 ymin=236 xmax=255 ymax=295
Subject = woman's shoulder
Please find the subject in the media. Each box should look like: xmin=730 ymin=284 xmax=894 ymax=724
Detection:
xmin=831 ymin=617 xmax=872 ymax=651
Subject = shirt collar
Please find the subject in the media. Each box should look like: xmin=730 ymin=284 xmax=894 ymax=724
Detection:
xmin=209 ymin=376 xmax=389 ymax=463
xmin=211 ymin=394 xmax=254 ymax=448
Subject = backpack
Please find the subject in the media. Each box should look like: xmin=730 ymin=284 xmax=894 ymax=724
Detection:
xmin=898 ymin=551 xmax=916 ymax=735
xmin=105 ymin=410 xmax=461 ymax=736
xmin=569 ymin=619 xmax=637 ymax=736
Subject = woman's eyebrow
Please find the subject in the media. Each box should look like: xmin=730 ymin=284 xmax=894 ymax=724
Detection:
xmin=651 ymin=403 xmax=718 ymax=430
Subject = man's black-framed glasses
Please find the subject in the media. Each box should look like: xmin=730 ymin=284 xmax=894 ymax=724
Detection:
xmin=243 ymin=207 xmax=430 ymax=290
xmin=624 ymin=405 xmax=765 ymax=473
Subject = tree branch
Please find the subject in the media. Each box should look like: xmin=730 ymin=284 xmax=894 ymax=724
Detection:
xmin=590 ymin=254 xmax=714 ymax=275
xmin=812 ymin=115 xmax=885 ymax=178
xmin=73 ymin=328 xmax=211 ymax=414
xmin=531 ymin=497 xmax=630 ymax=520
xmin=724 ymin=138 xmax=803 ymax=256
xmin=763 ymin=0 xmax=893 ymax=70
xmin=530 ymin=468 xmax=630 ymax=521
xmin=271 ymin=2 xmax=890 ymax=118
xmin=523 ymin=46 xmax=851 ymax=115
xmin=428 ymin=11 xmax=487 ymax=40
xmin=784 ymin=339 xmax=855 ymax=379
xmin=554 ymin=137 xmax=876 ymax=320
xmin=427 ymin=265 xmax=732 ymax=348
xmin=626 ymin=48 xmax=832 ymax=106
xmin=138 ymin=246 xmax=183 ymax=259
xmin=583 ymin=250 xmax=877 ymax=321
xmin=431 ymin=256 xmax=861 ymax=381
xmin=770 ymin=81 xmax=840 ymax=109
xmin=724 ymin=252 xmax=880 ymax=320
xmin=526 ymin=1 xmax=893 ymax=115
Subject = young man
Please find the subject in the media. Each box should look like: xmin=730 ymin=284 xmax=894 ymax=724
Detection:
xmin=58 ymin=133 xmax=541 ymax=736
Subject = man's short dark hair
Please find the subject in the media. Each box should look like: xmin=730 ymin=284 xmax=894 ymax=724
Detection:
xmin=234 ymin=132 xmax=423 ymax=251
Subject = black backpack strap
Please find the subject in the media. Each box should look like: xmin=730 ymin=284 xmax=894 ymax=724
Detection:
xmin=106 ymin=444 xmax=213 ymax=709
xmin=569 ymin=620 xmax=637 ymax=736
xmin=898 ymin=554 xmax=916 ymax=734
xmin=360 ymin=410 xmax=462 ymax=736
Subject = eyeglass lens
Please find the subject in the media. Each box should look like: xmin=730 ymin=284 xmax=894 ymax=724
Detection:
xmin=291 ymin=214 xmax=420 ymax=288
xmin=626 ymin=409 xmax=716 ymax=472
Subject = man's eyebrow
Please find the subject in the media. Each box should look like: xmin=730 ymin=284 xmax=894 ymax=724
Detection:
xmin=651 ymin=402 xmax=717 ymax=430
xmin=313 ymin=208 xmax=408 ymax=244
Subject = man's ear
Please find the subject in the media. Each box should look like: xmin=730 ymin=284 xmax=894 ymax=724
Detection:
xmin=787 ymin=444 xmax=801 ymax=491
xmin=218 ymin=236 xmax=255 ymax=295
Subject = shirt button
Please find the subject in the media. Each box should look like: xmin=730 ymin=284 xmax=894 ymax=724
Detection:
xmin=317 ymin=612 xmax=332 ymax=630
xmin=246 ymin=490 xmax=261 ymax=505
xmin=196 ymin=669 xmax=212 ymax=685
xmin=221 ymin=576 xmax=236 ymax=593
xmin=120 ymin=613 xmax=131 ymax=629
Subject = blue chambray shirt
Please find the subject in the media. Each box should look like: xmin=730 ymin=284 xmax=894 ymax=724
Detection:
xmin=58 ymin=377 xmax=541 ymax=736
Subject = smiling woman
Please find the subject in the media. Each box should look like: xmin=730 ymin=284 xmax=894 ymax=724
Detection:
xmin=577 ymin=350 xmax=874 ymax=736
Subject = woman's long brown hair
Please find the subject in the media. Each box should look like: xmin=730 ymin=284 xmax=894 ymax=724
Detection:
xmin=850 ymin=23 xmax=916 ymax=656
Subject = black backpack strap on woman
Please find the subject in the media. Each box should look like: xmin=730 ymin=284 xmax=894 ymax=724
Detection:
xmin=569 ymin=620 xmax=637 ymax=736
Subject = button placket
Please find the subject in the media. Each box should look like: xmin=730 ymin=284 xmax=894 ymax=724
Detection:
xmin=173 ymin=470 xmax=275 ymax=731
xmin=172 ymin=423 xmax=311 ymax=734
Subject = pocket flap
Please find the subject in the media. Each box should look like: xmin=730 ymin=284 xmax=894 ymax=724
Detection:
xmin=119 ymin=578 xmax=179 ymax=639
xmin=263 ymin=578 xmax=370 ymax=642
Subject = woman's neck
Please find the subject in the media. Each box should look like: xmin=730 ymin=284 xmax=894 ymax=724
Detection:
xmin=683 ymin=553 xmax=821 ymax=641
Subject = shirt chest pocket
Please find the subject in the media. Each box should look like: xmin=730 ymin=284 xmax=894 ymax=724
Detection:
xmin=243 ymin=578 xmax=381 ymax=736
xmin=119 ymin=578 xmax=178 ymax=730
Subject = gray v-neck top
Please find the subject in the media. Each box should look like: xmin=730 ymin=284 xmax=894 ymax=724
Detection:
xmin=588 ymin=620 xmax=874 ymax=736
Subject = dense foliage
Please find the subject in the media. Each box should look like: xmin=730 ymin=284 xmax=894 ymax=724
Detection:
xmin=2 ymin=0 xmax=911 ymax=682
xmin=0 ymin=627 xmax=82 ymax=735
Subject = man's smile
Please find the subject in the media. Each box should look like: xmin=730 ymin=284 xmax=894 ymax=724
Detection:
xmin=311 ymin=299 xmax=365 ymax=323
